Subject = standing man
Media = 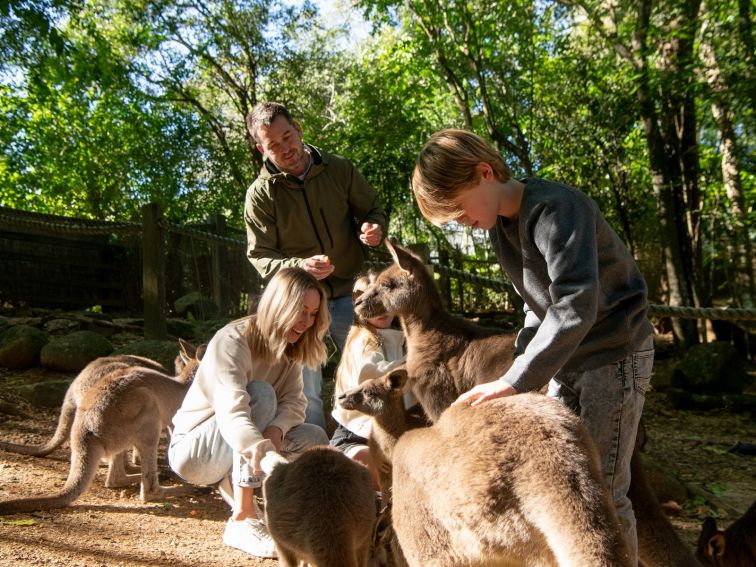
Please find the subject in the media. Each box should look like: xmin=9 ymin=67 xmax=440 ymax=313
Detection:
xmin=244 ymin=102 xmax=388 ymax=432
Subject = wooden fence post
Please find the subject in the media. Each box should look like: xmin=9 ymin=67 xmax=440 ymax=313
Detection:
xmin=143 ymin=203 xmax=167 ymax=340
xmin=209 ymin=213 xmax=230 ymax=315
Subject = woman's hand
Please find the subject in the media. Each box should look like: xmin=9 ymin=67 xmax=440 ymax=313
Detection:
xmin=453 ymin=379 xmax=518 ymax=406
xmin=263 ymin=425 xmax=284 ymax=452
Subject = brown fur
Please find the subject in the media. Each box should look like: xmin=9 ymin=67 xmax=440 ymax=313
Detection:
xmin=338 ymin=367 xmax=429 ymax=503
xmin=354 ymin=239 xmax=701 ymax=567
xmin=261 ymin=447 xmax=377 ymax=567
xmin=696 ymin=501 xmax=756 ymax=566
xmin=0 ymin=341 xmax=203 ymax=514
xmin=339 ymin=367 xmax=631 ymax=567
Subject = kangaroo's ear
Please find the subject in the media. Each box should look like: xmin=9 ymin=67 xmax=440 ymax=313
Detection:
xmin=386 ymin=238 xmax=418 ymax=275
xmin=178 ymin=338 xmax=196 ymax=360
xmin=705 ymin=533 xmax=726 ymax=559
xmin=387 ymin=368 xmax=408 ymax=390
xmin=195 ymin=343 xmax=207 ymax=361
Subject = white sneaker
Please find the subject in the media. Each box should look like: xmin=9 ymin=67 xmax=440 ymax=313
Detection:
xmin=222 ymin=517 xmax=278 ymax=558
xmin=217 ymin=476 xmax=264 ymax=519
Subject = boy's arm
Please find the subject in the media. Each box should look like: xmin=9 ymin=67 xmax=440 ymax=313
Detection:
xmin=515 ymin=303 xmax=541 ymax=356
xmin=502 ymin=199 xmax=600 ymax=392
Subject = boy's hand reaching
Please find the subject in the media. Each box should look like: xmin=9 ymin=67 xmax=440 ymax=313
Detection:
xmin=360 ymin=222 xmax=382 ymax=247
xmin=453 ymin=379 xmax=518 ymax=406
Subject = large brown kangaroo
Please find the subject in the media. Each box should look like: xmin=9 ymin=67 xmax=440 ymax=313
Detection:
xmin=353 ymin=239 xmax=701 ymax=567
xmin=0 ymin=341 xmax=203 ymax=514
xmin=260 ymin=447 xmax=377 ymax=567
xmin=340 ymin=367 xmax=631 ymax=567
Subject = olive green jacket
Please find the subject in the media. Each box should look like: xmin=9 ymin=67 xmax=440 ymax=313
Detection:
xmin=244 ymin=145 xmax=387 ymax=299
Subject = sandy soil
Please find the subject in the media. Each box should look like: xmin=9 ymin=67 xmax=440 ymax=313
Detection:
xmin=0 ymin=356 xmax=754 ymax=566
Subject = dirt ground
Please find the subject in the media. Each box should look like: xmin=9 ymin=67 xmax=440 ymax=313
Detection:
xmin=0 ymin=351 xmax=754 ymax=566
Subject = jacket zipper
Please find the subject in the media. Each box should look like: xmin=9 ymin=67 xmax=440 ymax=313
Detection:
xmin=320 ymin=209 xmax=334 ymax=248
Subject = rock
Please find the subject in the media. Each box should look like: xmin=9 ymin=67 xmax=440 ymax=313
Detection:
xmin=174 ymin=292 xmax=219 ymax=319
xmin=0 ymin=325 xmax=49 ymax=369
xmin=12 ymin=379 xmax=73 ymax=408
xmin=44 ymin=318 xmax=82 ymax=335
xmin=194 ymin=319 xmax=230 ymax=344
xmin=167 ymin=318 xmax=196 ymax=340
xmin=114 ymin=340 xmax=180 ymax=373
xmin=40 ymin=330 xmax=114 ymax=372
xmin=671 ymin=341 xmax=747 ymax=394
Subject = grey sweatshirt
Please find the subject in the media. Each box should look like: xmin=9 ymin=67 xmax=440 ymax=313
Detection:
xmin=489 ymin=177 xmax=653 ymax=393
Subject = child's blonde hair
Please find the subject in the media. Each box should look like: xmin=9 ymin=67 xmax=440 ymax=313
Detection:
xmin=412 ymin=128 xmax=512 ymax=226
xmin=333 ymin=273 xmax=385 ymax=397
xmin=246 ymin=267 xmax=330 ymax=369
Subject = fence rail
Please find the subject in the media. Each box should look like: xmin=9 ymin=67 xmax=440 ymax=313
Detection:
xmin=2 ymin=205 xmax=755 ymax=341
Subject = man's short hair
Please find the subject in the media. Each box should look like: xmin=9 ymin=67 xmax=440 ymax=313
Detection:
xmin=412 ymin=129 xmax=511 ymax=226
xmin=246 ymin=102 xmax=295 ymax=143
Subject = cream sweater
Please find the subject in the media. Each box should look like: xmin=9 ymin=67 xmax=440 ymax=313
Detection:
xmin=331 ymin=327 xmax=408 ymax=438
xmin=172 ymin=317 xmax=306 ymax=466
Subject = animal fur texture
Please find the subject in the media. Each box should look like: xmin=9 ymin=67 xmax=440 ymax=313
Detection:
xmin=261 ymin=446 xmax=377 ymax=567
xmin=353 ymin=239 xmax=702 ymax=567
xmin=696 ymin=500 xmax=756 ymax=566
xmin=0 ymin=341 xmax=202 ymax=514
xmin=339 ymin=367 xmax=632 ymax=567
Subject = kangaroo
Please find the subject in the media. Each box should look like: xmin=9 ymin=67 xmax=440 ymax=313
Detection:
xmin=0 ymin=341 xmax=203 ymax=514
xmin=354 ymin=239 xmax=701 ymax=567
xmin=338 ymin=367 xmax=428 ymax=503
xmin=0 ymin=353 xmax=170 ymax=486
xmin=696 ymin=500 xmax=756 ymax=566
xmin=260 ymin=447 xmax=377 ymax=567
xmin=340 ymin=366 xmax=632 ymax=566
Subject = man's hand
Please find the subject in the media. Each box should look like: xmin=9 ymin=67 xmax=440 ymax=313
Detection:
xmin=263 ymin=425 xmax=284 ymax=453
xmin=452 ymin=379 xmax=518 ymax=407
xmin=303 ymin=254 xmax=335 ymax=280
xmin=360 ymin=222 xmax=383 ymax=247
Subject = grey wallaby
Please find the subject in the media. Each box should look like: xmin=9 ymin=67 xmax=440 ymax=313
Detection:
xmin=340 ymin=367 xmax=632 ymax=567
xmin=0 ymin=340 xmax=203 ymax=514
xmin=260 ymin=446 xmax=377 ymax=567
xmin=353 ymin=239 xmax=702 ymax=567
xmin=696 ymin=500 xmax=756 ymax=566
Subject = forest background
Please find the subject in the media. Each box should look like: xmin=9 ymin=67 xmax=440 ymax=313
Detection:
xmin=1 ymin=0 xmax=753 ymax=347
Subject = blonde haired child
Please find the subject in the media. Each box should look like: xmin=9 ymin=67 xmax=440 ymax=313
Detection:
xmin=412 ymin=128 xmax=655 ymax=565
xmin=168 ymin=267 xmax=331 ymax=559
xmin=330 ymin=273 xmax=410 ymax=489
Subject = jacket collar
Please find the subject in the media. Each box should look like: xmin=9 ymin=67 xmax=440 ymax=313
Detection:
xmin=261 ymin=144 xmax=326 ymax=183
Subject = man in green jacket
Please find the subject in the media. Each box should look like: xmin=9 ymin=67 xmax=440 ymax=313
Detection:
xmin=245 ymin=102 xmax=388 ymax=431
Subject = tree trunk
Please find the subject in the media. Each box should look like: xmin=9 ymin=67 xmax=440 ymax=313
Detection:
xmin=699 ymin=8 xmax=755 ymax=307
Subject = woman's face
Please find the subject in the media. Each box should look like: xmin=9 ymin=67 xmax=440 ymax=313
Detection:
xmin=367 ymin=313 xmax=395 ymax=329
xmin=287 ymin=288 xmax=321 ymax=343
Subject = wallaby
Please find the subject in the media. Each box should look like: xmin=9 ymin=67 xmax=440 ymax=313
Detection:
xmin=0 ymin=341 xmax=204 ymax=514
xmin=696 ymin=500 xmax=756 ymax=566
xmin=354 ymin=239 xmax=701 ymax=567
xmin=338 ymin=366 xmax=428 ymax=503
xmin=260 ymin=446 xmax=377 ymax=567
xmin=0 ymin=353 xmax=169 ymax=486
xmin=340 ymin=367 xmax=632 ymax=566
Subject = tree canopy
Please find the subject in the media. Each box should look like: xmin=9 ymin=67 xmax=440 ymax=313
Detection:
xmin=1 ymin=0 xmax=753 ymax=342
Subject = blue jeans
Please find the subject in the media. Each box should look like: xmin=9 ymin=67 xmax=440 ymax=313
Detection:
xmin=302 ymin=294 xmax=353 ymax=430
xmin=167 ymin=381 xmax=328 ymax=486
xmin=547 ymin=335 xmax=654 ymax=566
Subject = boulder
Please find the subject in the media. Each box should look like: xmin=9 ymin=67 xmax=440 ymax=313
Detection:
xmin=40 ymin=330 xmax=114 ymax=372
xmin=114 ymin=340 xmax=180 ymax=373
xmin=13 ymin=379 xmax=73 ymax=408
xmin=0 ymin=325 xmax=49 ymax=369
xmin=174 ymin=291 xmax=219 ymax=319
xmin=671 ymin=341 xmax=747 ymax=395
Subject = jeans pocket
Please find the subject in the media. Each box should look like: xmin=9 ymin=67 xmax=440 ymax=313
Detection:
xmin=632 ymin=348 xmax=654 ymax=396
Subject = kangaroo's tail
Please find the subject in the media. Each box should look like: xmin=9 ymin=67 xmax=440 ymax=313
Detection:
xmin=0 ymin=433 xmax=104 ymax=515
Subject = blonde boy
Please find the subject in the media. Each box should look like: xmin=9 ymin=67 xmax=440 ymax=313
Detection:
xmin=413 ymin=129 xmax=654 ymax=565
